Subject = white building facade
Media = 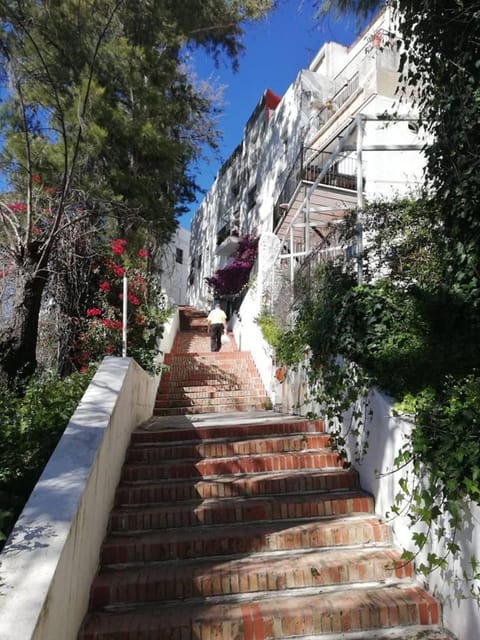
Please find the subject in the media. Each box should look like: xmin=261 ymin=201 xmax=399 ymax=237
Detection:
xmin=187 ymin=7 xmax=425 ymax=315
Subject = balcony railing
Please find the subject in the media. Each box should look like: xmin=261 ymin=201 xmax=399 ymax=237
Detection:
xmin=273 ymin=146 xmax=359 ymax=230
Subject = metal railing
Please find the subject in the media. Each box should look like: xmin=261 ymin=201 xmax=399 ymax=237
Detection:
xmin=273 ymin=147 xmax=358 ymax=230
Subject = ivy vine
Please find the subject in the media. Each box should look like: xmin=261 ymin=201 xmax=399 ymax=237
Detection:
xmin=267 ymin=197 xmax=480 ymax=601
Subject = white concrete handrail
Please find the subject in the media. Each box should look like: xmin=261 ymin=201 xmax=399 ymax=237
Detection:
xmin=0 ymin=357 xmax=160 ymax=640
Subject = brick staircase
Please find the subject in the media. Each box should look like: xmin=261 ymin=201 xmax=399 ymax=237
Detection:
xmin=78 ymin=307 xmax=454 ymax=639
xmin=154 ymin=306 xmax=269 ymax=416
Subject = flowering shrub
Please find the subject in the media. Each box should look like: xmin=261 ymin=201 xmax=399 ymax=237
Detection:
xmin=71 ymin=239 xmax=170 ymax=373
xmin=205 ymin=234 xmax=258 ymax=297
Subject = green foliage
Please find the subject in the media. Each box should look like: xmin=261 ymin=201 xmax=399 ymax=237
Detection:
xmin=256 ymin=312 xmax=282 ymax=351
xmin=278 ymin=196 xmax=480 ymax=593
xmin=310 ymin=0 xmax=480 ymax=599
xmin=256 ymin=311 xmax=306 ymax=367
xmin=0 ymin=368 xmax=94 ymax=547
xmin=0 ymin=0 xmax=273 ymax=379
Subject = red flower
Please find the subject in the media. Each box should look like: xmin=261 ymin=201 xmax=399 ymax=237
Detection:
xmin=99 ymin=281 xmax=110 ymax=292
xmin=111 ymin=239 xmax=127 ymax=255
xmin=86 ymin=307 xmax=102 ymax=317
xmin=138 ymin=249 xmax=148 ymax=258
xmin=114 ymin=265 xmax=125 ymax=277
xmin=128 ymin=294 xmax=140 ymax=305
xmin=9 ymin=202 xmax=27 ymax=213
xmin=32 ymin=174 xmax=41 ymax=184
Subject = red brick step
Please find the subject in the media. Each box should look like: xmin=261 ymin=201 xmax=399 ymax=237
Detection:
xmin=108 ymin=490 xmax=374 ymax=532
xmin=101 ymin=515 xmax=393 ymax=565
xmin=131 ymin=418 xmax=323 ymax=444
xmin=80 ymin=584 xmax=441 ymax=639
xmin=90 ymin=547 xmax=412 ymax=608
xmin=115 ymin=468 xmax=359 ymax=505
xmin=126 ymin=433 xmax=331 ymax=463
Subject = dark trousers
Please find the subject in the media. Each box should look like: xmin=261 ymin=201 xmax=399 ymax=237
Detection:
xmin=210 ymin=323 xmax=224 ymax=352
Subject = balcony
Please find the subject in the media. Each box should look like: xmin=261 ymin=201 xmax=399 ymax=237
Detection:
xmin=273 ymin=145 xmax=360 ymax=236
xmin=215 ymin=223 xmax=239 ymax=257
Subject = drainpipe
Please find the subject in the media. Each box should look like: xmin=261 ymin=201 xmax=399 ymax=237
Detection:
xmin=356 ymin=114 xmax=365 ymax=284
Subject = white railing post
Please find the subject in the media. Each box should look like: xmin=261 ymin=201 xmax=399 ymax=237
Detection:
xmin=122 ymin=274 xmax=128 ymax=357
xmin=356 ymin=114 xmax=365 ymax=284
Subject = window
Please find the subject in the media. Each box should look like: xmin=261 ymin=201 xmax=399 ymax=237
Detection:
xmin=176 ymin=248 xmax=183 ymax=264
xmin=247 ymin=186 xmax=256 ymax=210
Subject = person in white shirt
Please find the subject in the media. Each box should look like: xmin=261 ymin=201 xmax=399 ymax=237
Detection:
xmin=207 ymin=303 xmax=227 ymax=352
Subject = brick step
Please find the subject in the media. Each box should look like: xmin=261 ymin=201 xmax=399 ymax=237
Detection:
xmin=115 ymin=469 xmax=359 ymax=505
xmin=126 ymin=433 xmax=332 ymax=463
xmin=153 ymin=401 xmax=268 ymax=416
xmin=108 ymin=491 xmax=374 ymax=533
xmin=101 ymin=515 xmax=393 ymax=565
xmin=90 ymin=547 xmax=412 ymax=609
xmin=158 ymin=375 xmax=260 ymax=387
xmin=159 ymin=371 xmax=259 ymax=384
xmin=156 ymin=385 xmax=266 ymax=400
xmin=158 ymin=380 xmax=262 ymax=391
xmin=165 ymin=352 xmax=251 ymax=364
xmin=121 ymin=450 xmax=345 ymax=482
xmin=156 ymin=382 xmax=265 ymax=394
xmin=299 ymin=630 xmax=454 ymax=640
xmin=131 ymin=418 xmax=324 ymax=444
xmin=79 ymin=583 xmax=440 ymax=639
xmin=155 ymin=392 xmax=267 ymax=409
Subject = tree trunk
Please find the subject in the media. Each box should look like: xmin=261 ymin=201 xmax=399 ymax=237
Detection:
xmin=0 ymin=249 xmax=49 ymax=382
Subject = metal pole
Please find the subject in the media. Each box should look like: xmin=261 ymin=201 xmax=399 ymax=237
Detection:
xmin=122 ymin=274 xmax=128 ymax=357
xmin=290 ymin=226 xmax=295 ymax=285
xmin=356 ymin=114 xmax=365 ymax=284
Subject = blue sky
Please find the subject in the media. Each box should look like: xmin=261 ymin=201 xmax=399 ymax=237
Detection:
xmin=179 ymin=0 xmax=364 ymax=229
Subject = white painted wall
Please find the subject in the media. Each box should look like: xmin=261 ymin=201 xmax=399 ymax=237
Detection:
xmin=269 ymin=359 xmax=480 ymax=640
xmin=0 ymin=357 xmax=160 ymax=640
xmin=350 ymin=389 xmax=480 ymax=640
xmin=159 ymin=227 xmax=190 ymax=306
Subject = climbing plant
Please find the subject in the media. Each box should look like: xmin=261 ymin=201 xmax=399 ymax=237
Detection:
xmin=205 ymin=234 xmax=258 ymax=298
xmin=276 ymin=196 xmax=480 ymax=597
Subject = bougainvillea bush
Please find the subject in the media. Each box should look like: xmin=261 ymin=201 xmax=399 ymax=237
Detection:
xmin=71 ymin=239 xmax=170 ymax=373
xmin=205 ymin=234 xmax=258 ymax=297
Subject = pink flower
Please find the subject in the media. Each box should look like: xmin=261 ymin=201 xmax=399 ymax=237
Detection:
xmin=99 ymin=281 xmax=110 ymax=292
xmin=128 ymin=294 xmax=140 ymax=305
xmin=138 ymin=249 xmax=148 ymax=258
xmin=86 ymin=307 xmax=102 ymax=317
xmin=114 ymin=265 xmax=125 ymax=277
